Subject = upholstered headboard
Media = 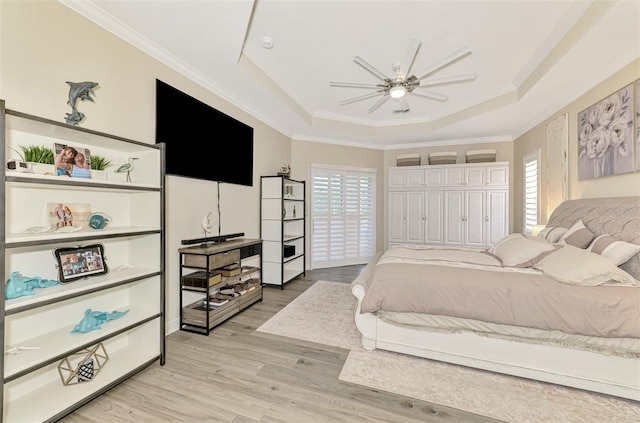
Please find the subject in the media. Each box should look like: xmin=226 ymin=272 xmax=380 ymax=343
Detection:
xmin=547 ymin=196 xmax=640 ymax=280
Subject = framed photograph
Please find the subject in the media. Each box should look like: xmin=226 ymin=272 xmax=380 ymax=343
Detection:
xmin=577 ymin=83 xmax=634 ymax=180
xmin=54 ymin=244 xmax=108 ymax=283
xmin=47 ymin=203 xmax=92 ymax=231
xmin=55 ymin=143 xmax=92 ymax=179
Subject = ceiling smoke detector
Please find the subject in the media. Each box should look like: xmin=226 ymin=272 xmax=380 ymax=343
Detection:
xmin=262 ymin=36 xmax=273 ymax=49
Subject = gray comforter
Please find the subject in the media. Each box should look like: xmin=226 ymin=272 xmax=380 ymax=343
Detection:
xmin=360 ymin=247 xmax=640 ymax=338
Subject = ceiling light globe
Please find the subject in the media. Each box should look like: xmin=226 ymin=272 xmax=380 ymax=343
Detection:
xmin=389 ymin=86 xmax=406 ymax=99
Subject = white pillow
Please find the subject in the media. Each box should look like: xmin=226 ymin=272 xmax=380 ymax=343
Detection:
xmin=537 ymin=226 xmax=568 ymax=243
xmin=487 ymin=233 xmax=558 ymax=267
xmin=533 ymin=245 xmax=640 ymax=287
xmin=557 ymin=220 xmax=594 ymax=249
xmin=587 ymin=234 xmax=640 ymax=266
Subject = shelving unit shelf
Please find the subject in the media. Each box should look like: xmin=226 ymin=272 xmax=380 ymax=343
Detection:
xmin=260 ymin=175 xmax=306 ymax=289
xmin=179 ymin=238 xmax=263 ymax=335
xmin=1 ymin=100 xmax=166 ymax=423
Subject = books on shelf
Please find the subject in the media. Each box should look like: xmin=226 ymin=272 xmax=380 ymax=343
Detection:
xmin=182 ymin=270 xmax=222 ymax=288
xmin=205 ymin=298 xmax=229 ymax=308
xmin=218 ymin=263 xmax=241 ymax=277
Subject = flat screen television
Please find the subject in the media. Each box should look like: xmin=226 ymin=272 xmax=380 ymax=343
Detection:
xmin=155 ymin=79 xmax=254 ymax=186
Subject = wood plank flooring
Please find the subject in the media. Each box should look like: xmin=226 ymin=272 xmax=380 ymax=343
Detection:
xmin=60 ymin=266 xmax=502 ymax=423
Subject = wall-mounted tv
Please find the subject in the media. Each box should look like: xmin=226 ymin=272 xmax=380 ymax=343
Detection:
xmin=155 ymin=79 xmax=254 ymax=186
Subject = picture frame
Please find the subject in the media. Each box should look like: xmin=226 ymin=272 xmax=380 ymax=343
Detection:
xmin=577 ymin=83 xmax=634 ymax=180
xmin=54 ymin=244 xmax=108 ymax=283
xmin=54 ymin=142 xmax=92 ymax=179
xmin=47 ymin=202 xmax=92 ymax=231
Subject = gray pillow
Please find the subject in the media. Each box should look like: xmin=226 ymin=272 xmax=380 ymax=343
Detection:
xmin=558 ymin=220 xmax=594 ymax=249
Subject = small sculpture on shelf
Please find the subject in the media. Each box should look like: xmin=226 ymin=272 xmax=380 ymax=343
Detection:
xmin=71 ymin=308 xmax=129 ymax=333
xmin=87 ymin=212 xmax=111 ymax=230
xmin=114 ymin=157 xmax=138 ymax=182
xmin=5 ymin=271 xmax=59 ymax=299
xmin=65 ymin=81 xmax=99 ymax=126
xmin=277 ymin=164 xmax=290 ymax=177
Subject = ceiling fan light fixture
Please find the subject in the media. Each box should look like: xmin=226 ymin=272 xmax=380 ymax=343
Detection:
xmin=389 ymin=85 xmax=406 ymax=99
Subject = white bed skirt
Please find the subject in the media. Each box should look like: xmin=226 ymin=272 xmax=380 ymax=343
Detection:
xmin=352 ymin=282 xmax=640 ymax=401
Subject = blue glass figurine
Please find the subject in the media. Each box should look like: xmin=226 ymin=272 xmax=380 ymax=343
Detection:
xmin=5 ymin=271 xmax=59 ymax=299
xmin=71 ymin=309 xmax=129 ymax=333
xmin=87 ymin=212 xmax=111 ymax=230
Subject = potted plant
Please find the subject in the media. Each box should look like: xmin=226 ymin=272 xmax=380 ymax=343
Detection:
xmin=90 ymin=154 xmax=113 ymax=180
xmin=12 ymin=145 xmax=55 ymax=174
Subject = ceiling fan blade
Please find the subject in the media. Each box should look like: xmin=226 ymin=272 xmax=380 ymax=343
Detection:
xmin=415 ymin=45 xmax=472 ymax=80
xmin=411 ymin=91 xmax=449 ymax=101
xmin=397 ymin=38 xmax=421 ymax=81
xmin=340 ymin=91 xmax=385 ymax=106
xmin=330 ymin=81 xmax=384 ymax=89
xmin=353 ymin=56 xmax=391 ymax=82
xmin=367 ymin=95 xmax=390 ymax=113
xmin=418 ymin=73 xmax=476 ymax=87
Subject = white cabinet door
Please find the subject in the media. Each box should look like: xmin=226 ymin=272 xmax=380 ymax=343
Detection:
xmin=406 ymin=191 xmax=425 ymax=243
xmin=486 ymin=165 xmax=509 ymax=186
xmin=389 ymin=169 xmax=407 ymax=188
xmin=425 ymin=168 xmax=445 ymax=187
xmin=465 ymin=166 xmax=485 ymax=186
xmin=444 ymin=191 xmax=465 ymax=245
xmin=406 ymin=169 xmax=425 ymax=187
xmin=425 ymin=191 xmax=444 ymax=244
xmin=445 ymin=167 xmax=465 ymax=187
xmin=486 ymin=190 xmax=509 ymax=246
xmin=465 ymin=190 xmax=486 ymax=247
xmin=389 ymin=191 xmax=407 ymax=243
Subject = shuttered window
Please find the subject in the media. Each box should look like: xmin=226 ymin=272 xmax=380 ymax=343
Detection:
xmin=311 ymin=164 xmax=376 ymax=269
xmin=523 ymin=150 xmax=541 ymax=234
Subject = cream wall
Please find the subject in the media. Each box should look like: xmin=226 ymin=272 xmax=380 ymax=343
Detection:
xmin=0 ymin=1 xmax=290 ymax=334
xmin=513 ymin=59 xmax=640 ymax=232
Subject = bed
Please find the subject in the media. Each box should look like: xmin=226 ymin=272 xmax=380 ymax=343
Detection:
xmin=352 ymin=196 xmax=640 ymax=400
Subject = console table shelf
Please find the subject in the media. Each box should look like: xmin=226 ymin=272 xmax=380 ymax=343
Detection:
xmin=178 ymin=238 xmax=263 ymax=335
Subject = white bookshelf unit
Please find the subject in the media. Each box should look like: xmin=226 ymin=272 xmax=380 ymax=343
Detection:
xmin=260 ymin=175 xmax=305 ymax=289
xmin=0 ymin=100 xmax=165 ymax=422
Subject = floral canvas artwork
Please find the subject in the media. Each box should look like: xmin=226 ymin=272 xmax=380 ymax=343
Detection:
xmin=578 ymin=83 xmax=634 ymax=180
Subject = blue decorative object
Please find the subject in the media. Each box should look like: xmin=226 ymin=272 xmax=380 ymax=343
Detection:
xmin=65 ymin=81 xmax=99 ymax=126
xmin=87 ymin=212 xmax=111 ymax=230
xmin=71 ymin=308 xmax=129 ymax=333
xmin=5 ymin=271 xmax=59 ymax=299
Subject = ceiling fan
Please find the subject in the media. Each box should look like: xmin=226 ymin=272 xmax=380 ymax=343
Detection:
xmin=330 ymin=38 xmax=476 ymax=113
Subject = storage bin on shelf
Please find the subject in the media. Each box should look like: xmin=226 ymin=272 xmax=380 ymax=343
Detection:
xmin=465 ymin=149 xmax=497 ymax=163
xmin=395 ymin=153 xmax=421 ymax=166
xmin=428 ymin=151 xmax=458 ymax=165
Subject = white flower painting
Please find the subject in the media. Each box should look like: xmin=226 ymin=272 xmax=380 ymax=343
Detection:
xmin=578 ymin=83 xmax=634 ymax=180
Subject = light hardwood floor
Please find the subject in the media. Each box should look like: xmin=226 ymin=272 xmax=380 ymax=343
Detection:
xmin=61 ymin=266 xmax=501 ymax=423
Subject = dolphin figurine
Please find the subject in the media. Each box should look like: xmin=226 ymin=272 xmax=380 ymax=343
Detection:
xmin=66 ymin=81 xmax=99 ymax=110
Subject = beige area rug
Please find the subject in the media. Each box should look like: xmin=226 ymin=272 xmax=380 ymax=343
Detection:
xmin=255 ymin=281 xmax=640 ymax=423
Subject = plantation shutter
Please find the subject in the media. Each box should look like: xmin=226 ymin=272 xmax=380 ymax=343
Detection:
xmin=311 ymin=164 xmax=376 ymax=269
xmin=523 ymin=150 xmax=541 ymax=234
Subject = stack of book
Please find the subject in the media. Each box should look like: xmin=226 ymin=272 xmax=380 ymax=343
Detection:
xmin=218 ymin=263 xmax=241 ymax=277
xmin=182 ymin=270 xmax=222 ymax=289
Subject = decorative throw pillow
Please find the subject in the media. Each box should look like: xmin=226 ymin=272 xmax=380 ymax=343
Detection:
xmin=537 ymin=226 xmax=568 ymax=243
xmin=557 ymin=220 xmax=594 ymax=248
xmin=487 ymin=233 xmax=558 ymax=267
xmin=533 ymin=245 xmax=640 ymax=287
xmin=587 ymin=234 xmax=640 ymax=266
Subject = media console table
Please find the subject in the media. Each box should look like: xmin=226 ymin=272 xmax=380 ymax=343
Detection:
xmin=179 ymin=238 xmax=263 ymax=335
